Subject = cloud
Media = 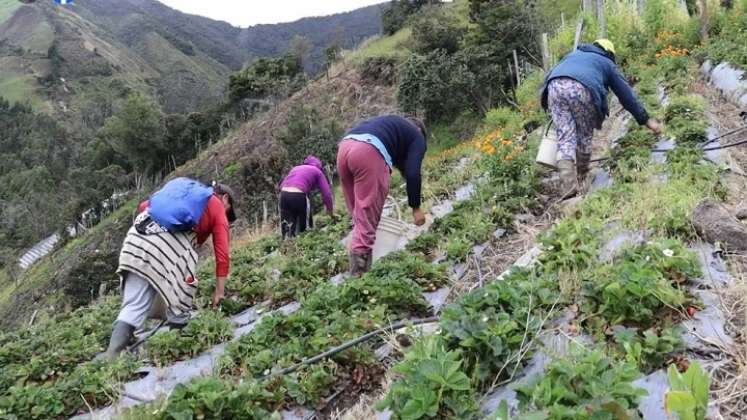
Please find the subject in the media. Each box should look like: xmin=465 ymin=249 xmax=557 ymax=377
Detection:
xmin=158 ymin=0 xmax=386 ymax=27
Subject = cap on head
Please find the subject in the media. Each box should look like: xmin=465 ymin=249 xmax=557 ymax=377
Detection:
xmin=303 ymin=155 xmax=323 ymax=170
xmin=594 ymin=39 xmax=616 ymax=56
xmin=213 ymin=183 xmax=237 ymax=223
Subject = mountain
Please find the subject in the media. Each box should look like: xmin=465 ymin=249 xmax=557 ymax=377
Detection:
xmin=0 ymin=0 xmax=383 ymax=118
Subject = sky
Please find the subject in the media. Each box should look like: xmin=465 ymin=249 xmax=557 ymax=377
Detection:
xmin=157 ymin=0 xmax=387 ymax=27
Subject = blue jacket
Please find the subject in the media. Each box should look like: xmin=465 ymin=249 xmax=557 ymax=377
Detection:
xmin=346 ymin=115 xmax=426 ymax=208
xmin=540 ymin=44 xmax=649 ymax=129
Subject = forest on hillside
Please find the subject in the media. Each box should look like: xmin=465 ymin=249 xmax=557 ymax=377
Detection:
xmin=0 ymin=0 xmax=383 ymax=268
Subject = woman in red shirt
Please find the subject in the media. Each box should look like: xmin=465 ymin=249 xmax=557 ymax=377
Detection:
xmin=98 ymin=179 xmax=236 ymax=360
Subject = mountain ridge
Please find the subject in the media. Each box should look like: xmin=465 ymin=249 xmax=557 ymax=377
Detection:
xmin=0 ymin=0 xmax=384 ymax=116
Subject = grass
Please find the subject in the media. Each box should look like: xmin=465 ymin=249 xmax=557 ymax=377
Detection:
xmin=0 ymin=0 xmax=20 ymax=26
xmin=25 ymin=21 xmax=54 ymax=53
xmin=0 ymin=74 xmax=43 ymax=108
xmin=345 ymin=27 xmax=413 ymax=65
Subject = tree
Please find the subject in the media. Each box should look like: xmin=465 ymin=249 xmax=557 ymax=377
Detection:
xmin=289 ymin=35 xmax=312 ymax=69
xmin=411 ymin=6 xmax=466 ymax=54
xmin=398 ymin=47 xmax=506 ymax=121
xmin=382 ymin=0 xmax=442 ymax=35
xmin=464 ymin=0 xmax=540 ymax=63
xmin=228 ymin=56 xmax=304 ymax=102
xmin=99 ymin=93 xmax=167 ymax=174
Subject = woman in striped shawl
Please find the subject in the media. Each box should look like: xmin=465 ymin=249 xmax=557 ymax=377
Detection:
xmin=98 ymin=179 xmax=236 ymax=360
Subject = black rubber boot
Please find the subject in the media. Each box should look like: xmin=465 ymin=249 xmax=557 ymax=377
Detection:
xmin=349 ymin=251 xmax=372 ymax=277
xmin=96 ymin=321 xmax=135 ymax=361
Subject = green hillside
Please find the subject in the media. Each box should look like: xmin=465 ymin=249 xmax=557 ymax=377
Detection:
xmin=2 ymin=0 xmax=747 ymax=418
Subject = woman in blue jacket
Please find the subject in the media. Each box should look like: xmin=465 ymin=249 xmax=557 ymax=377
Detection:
xmin=540 ymin=39 xmax=663 ymax=197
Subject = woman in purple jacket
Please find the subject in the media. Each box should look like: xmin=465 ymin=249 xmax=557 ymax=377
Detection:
xmin=279 ymin=156 xmax=334 ymax=238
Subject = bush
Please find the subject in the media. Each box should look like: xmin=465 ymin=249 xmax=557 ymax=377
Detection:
xmin=382 ymin=0 xmax=440 ymax=35
xmin=398 ymin=47 xmax=506 ymax=121
xmin=277 ymin=104 xmax=344 ymax=168
xmin=228 ymin=56 xmax=304 ymax=101
xmin=410 ymin=6 xmax=466 ymax=54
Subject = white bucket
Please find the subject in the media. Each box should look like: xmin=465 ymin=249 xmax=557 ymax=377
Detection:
xmin=372 ymin=216 xmax=408 ymax=262
xmin=536 ymin=126 xmax=558 ymax=169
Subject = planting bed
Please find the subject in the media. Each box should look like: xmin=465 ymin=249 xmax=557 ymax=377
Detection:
xmin=5 ymin=4 xmax=747 ymax=420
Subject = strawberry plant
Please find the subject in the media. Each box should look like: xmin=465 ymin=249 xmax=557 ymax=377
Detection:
xmin=583 ymin=239 xmax=696 ymax=326
xmin=516 ymin=346 xmax=647 ymax=419
xmin=606 ymin=126 xmax=657 ymax=179
xmin=146 ymin=377 xmax=283 ymax=420
xmin=0 ymin=354 xmax=140 ymax=419
xmin=378 ymin=335 xmax=480 ymax=420
xmin=147 ymin=311 xmax=233 ymax=365
xmin=367 ymin=251 xmax=449 ymax=290
xmin=612 ymin=325 xmax=685 ymax=373
xmin=539 ymin=217 xmax=601 ymax=275
xmin=284 ymin=362 xmax=338 ymax=406
xmin=440 ymin=268 xmax=557 ymax=386
xmin=585 ymin=260 xmax=687 ymax=325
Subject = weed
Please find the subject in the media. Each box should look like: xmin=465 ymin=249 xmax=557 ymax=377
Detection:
xmin=665 ymin=361 xmax=710 ymax=420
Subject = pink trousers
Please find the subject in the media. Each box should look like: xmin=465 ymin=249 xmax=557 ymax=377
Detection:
xmin=337 ymin=140 xmax=390 ymax=254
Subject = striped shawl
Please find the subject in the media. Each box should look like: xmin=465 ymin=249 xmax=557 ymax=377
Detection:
xmin=117 ymin=224 xmax=199 ymax=316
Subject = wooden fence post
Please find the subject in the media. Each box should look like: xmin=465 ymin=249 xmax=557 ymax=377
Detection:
xmin=597 ymin=0 xmax=606 ymax=38
xmin=700 ymin=0 xmax=709 ymax=42
xmin=541 ymin=33 xmax=551 ymax=72
xmin=583 ymin=0 xmax=593 ymax=13
xmin=507 ymin=60 xmax=515 ymax=88
xmin=637 ymin=0 xmax=645 ymax=16
xmin=513 ymin=50 xmax=521 ymax=86
xmin=573 ymin=17 xmax=585 ymax=50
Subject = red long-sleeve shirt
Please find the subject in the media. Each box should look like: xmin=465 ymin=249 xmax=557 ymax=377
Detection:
xmin=139 ymin=194 xmax=230 ymax=277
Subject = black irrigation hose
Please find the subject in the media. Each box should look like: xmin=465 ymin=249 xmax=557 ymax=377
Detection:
xmin=589 ymin=136 xmax=747 ymax=164
xmin=700 ymin=125 xmax=747 ymax=147
xmin=262 ymin=316 xmax=440 ymax=379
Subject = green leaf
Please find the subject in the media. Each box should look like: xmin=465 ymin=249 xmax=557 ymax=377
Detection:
xmin=665 ymin=391 xmax=697 ymax=420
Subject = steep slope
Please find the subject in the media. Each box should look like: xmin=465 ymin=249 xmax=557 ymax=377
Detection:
xmin=0 ymin=0 xmax=383 ymax=119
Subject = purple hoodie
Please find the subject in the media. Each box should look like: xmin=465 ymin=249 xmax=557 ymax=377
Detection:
xmin=280 ymin=156 xmax=334 ymax=212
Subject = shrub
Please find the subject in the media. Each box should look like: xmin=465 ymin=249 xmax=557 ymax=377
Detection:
xmin=410 ymin=6 xmax=466 ymax=54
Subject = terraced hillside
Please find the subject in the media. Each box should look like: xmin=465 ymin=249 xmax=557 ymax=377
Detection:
xmin=2 ymin=1 xmax=747 ymax=419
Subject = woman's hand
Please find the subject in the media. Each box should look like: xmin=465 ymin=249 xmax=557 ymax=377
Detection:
xmin=212 ymin=276 xmax=226 ymax=308
xmin=646 ymin=119 xmax=664 ymax=136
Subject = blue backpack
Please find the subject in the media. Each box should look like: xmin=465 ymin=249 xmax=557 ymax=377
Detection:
xmin=148 ymin=178 xmax=214 ymax=231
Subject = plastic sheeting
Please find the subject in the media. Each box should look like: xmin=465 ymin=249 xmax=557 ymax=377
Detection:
xmin=598 ymin=230 xmax=646 ymax=263
xmin=701 ymin=60 xmax=747 ymax=108
xmin=651 ymin=138 xmax=676 ymax=164
xmin=690 ymin=242 xmax=731 ymax=289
